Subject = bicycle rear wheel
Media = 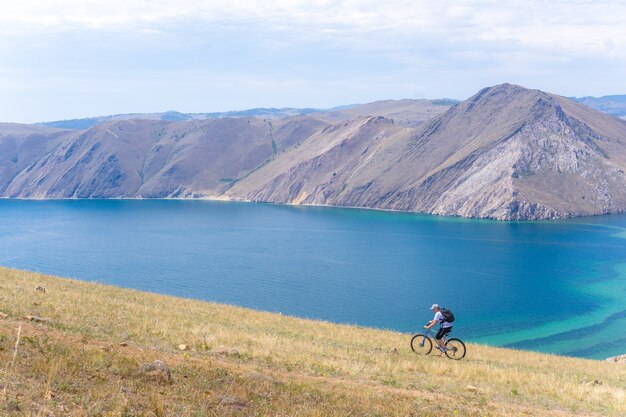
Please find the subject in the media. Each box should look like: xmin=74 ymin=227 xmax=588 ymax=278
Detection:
xmin=410 ymin=334 xmax=433 ymax=355
xmin=444 ymin=338 xmax=466 ymax=360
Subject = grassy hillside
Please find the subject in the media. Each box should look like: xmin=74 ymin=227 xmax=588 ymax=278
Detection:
xmin=0 ymin=267 xmax=624 ymax=416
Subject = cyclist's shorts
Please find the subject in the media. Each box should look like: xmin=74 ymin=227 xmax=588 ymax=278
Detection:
xmin=436 ymin=327 xmax=452 ymax=340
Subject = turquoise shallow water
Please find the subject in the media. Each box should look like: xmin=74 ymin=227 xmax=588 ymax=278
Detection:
xmin=0 ymin=199 xmax=625 ymax=359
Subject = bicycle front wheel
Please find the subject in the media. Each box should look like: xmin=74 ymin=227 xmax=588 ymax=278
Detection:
xmin=444 ymin=338 xmax=466 ymax=360
xmin=410 ymin=334 xmax=433 ymax=355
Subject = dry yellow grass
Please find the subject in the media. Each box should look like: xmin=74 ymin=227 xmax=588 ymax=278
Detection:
xmin=0 ymin=267 xmax=624 ymax=416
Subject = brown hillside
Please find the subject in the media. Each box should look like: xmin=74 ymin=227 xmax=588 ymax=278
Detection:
xmin=227 ymin=84 xmax=626 ymax=220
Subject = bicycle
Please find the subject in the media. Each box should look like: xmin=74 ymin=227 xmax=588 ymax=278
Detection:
xmin=410 ymin=326 xmax=466 ymax=360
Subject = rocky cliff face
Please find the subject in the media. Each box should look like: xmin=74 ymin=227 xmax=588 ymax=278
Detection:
xmin=2 ymin=86 xmax=626 ymax=220
xmin=227 ymin=84 xmax=626 ymax=220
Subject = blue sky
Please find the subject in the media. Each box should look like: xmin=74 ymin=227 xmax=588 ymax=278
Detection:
xmin=1 ymin=0 xmax=625 ymax=123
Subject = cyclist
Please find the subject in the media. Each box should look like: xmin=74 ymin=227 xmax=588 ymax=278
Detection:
xmin=424 ymin=304 xmax=452 ymax=352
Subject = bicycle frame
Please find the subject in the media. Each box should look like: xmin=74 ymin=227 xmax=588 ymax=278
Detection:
xmin=419 ymin=327 xmax=448 ymax=350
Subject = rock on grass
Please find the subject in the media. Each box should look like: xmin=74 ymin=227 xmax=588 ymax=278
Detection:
xmin=140 ymin=360 xmax=172 ymax=383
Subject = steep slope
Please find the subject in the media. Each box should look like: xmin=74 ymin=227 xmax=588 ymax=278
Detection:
xmin=226 ymin=116 xmax=408 ymax=205
xmin=136 ymin=116 xmax=329 ymax=197
xmin=2 ymin=268 xmax=625 ymax=416
xmin=0 ymin=116 xmax=328 ymax=198
xmin=135 ymin=118 xmax=276 ymax=197
xmin=5 ymin=119 xmax=171 ymax=198
xmin=0 ymin=124 xmax=70 ymax=194
xmin=2 ymin=117 xmax=331 ymax=198
xmin=227 ymin=84 xmax=626 ymax=220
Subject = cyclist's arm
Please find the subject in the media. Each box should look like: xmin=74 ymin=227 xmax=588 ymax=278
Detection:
xmin=424 ymin=320 xmax=437 ymax=329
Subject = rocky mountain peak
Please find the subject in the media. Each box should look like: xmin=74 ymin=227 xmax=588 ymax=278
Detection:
xmin=458 ymin=83 xmax=555 ymax=114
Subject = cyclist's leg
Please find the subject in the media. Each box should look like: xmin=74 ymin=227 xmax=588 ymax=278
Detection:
xmin=435 ymin=328 xmax=447 ymax=350
xmin=435 ymin=327 xmax=452 ymax=350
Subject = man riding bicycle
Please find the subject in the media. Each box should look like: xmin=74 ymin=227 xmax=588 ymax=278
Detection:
xmin=424 ymin=304 xmax=452 ymax=352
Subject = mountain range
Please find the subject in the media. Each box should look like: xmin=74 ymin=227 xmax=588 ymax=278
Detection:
xmin=37 ymin=99 xmax=457 ymax=130
xmin=573 ymin=95 xmax=626 ymax=119
xmin=2 ymin=84 xmax=626 ymax=220
xmin=37 ymin=95 xmax=623 ymax=130
xmin=37 ymin=108 xmax=323 ymax=130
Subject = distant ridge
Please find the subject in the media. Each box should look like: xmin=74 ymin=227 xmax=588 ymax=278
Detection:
xmin=38 ymin=94 xmax=626 ymax=130
xmin=37 ymin=108 xmax=323 ymax=130
xmin=36 ymin=99 xmax=454 ymax=130
xmin=572 ymin=95 xmax=626 ymax=118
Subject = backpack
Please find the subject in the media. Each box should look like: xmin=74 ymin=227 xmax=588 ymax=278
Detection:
xmin=440 ymin=307 xmax=455 ymax=323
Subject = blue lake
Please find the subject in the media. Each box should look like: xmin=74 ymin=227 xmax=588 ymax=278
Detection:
xmin=1 ymin=199 xmax=625 ymax=359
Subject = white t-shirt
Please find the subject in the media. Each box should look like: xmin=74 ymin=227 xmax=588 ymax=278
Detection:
xmin=434 ymin=311 xmax=452 ymax=328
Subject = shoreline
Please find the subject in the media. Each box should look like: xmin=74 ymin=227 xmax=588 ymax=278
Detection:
xmin=1 ymin=200 xmax=626 ymax=360
xmin=606 ymin=354 xmax=626 ymax=363
xmin=2 ymin=266 xmax=625 ymax=415
xmin=1 ymin=195 xmax=625 ymax=222
xmin=0 ymin=264 xmax=622 ymax=362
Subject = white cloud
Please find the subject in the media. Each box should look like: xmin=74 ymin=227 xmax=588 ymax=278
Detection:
xmin=2 ymin=0 xmax=626 ymax=53
xmin=2 ymin=1 xmax=626 ymax=62
xmin=1 ymin=0 xmax=625 ymax=122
